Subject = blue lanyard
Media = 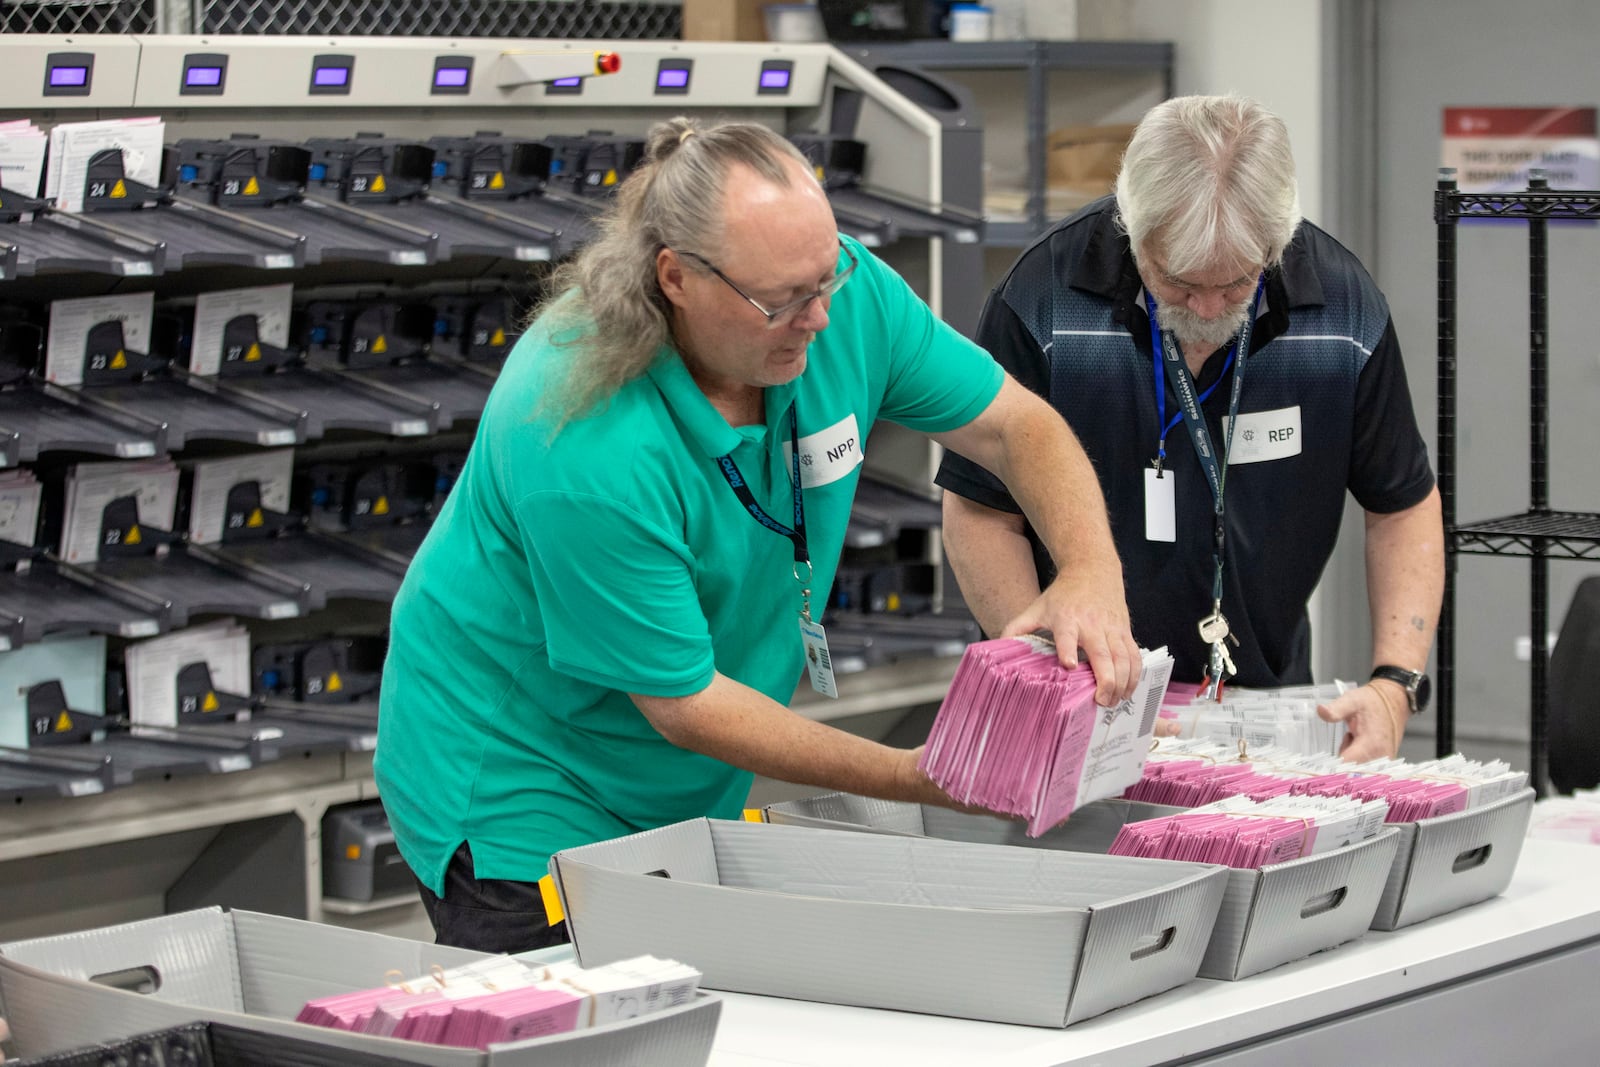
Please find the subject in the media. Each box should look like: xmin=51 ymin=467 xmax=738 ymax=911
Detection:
xmin=715 ymin=403 xmax=806 ymax=566
xmin=1143 ymin=278 xmax=1266 ymax=605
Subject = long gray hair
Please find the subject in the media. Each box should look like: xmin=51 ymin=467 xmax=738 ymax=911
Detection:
xmin=1114 ymin=95 xmax=1301 ymax=277
xmin=534 ymin=117 xmax=813 ymax=428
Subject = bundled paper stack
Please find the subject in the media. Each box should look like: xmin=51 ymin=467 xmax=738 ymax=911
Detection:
xmin=1158 ymin=680 xmax=1354 ymax=755
xmin=44 ymin=116 xmax=164 ymax=212
xmin=1125 ymin=740 xmax=1527 ymax=822
xmin=920 ymin=637 xmax=1174 ymax=836
xmin=1108 ymin=794 xmax=1389 ymax=868
xmin=296 ymin=954 xmax=701 ymax=1049
xmin=0 ymin=119 xmax=48 ymax=198
xmin=1528 ymin=790 xmax=1600 ymax=845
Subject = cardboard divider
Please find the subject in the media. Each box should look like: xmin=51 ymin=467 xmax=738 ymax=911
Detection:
xmin=549 ymin=817 xmax=1227 ymax=1027
xmin=0 ymin=908 xmax=720 ymax=1065
xmin=766 ymin=795 xmax=1401 ymax=981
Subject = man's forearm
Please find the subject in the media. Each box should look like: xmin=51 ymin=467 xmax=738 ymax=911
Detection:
xmin=631 ymin=675 xmax=949 ymax=806
xmin=941 ymin=494 xmax=1042 ymax=638
xmin=1365 ymin=487 xmax=1445 ymax=673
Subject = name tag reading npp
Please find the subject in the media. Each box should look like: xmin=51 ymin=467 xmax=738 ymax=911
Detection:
xmin=1222 ymin=405 xmax=1302 ymax=465
xmin=784 ymin=413 xmax=863 ymax=488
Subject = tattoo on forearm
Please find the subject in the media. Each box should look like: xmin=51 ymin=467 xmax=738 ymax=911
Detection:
xmin=1411 ymin=616 xmax=1426 ymax=632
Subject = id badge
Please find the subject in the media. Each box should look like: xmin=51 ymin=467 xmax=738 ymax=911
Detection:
xmin=1144 ymin=466 xmax=1176 ymax=542
xmin=798 ymin=615 xmax=838 ymax=698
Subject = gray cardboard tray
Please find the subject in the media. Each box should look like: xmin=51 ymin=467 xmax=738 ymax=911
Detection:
xmin=1369 ymin=786 xmax=1535 ymax=931
xmin=0 ymin=908 xmax=719 ymax=1065
xmin=765 ymin=794 xmax=1400 ymax=981
xmin=548 ymin=817 xmax=1228 ymax=1027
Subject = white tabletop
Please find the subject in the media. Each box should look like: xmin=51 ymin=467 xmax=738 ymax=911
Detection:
xmin=705 ymin=838 xmax=1600 ymax=1067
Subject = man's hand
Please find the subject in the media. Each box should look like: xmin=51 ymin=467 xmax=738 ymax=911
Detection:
xmin=999 ymin=567 xmax=1140 ymax=706
xmin=1317 ymin=682 xmax=1407 ymax=763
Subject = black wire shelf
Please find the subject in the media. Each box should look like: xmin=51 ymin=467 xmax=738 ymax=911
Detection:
xmin=1436 ymin=189 xmax=1600 ymax=222
xmin=1449 ymin=510 xmax=1600 ymax=559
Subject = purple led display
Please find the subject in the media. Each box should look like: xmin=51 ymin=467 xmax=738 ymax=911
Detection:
xmin=759 ymin=69 xmax=791 ymax=89
xmin=433 ymin=67 xmax=469 ymax=88
xmin=48 ymin=66 xmax=89 ymax=88
xmin=185 ymin=66 xmax=223 ymax=87
xmin=656 ymin=68 xmax=690 ymax=89
xmin=312 ymin=66 xmax=350 ymax=87
xmin=552 ymin=76 xmax=582 ymax=87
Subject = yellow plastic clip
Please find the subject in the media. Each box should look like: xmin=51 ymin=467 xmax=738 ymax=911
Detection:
xmin=742 ymin=808 xmax=766 ymax=822
xmin=537 ymin=874 xmax=565 ymax=926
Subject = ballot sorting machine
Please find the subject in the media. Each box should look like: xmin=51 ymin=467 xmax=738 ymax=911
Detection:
xmin=0 ymin=33 xmax=988 ymax=930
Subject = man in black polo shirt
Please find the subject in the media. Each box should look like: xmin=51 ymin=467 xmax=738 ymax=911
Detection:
xmin=937 ymin=95 xmax=1443 ymax=761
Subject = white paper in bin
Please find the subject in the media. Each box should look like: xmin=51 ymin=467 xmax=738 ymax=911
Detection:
xmin=549 ymin=817 xmax=1227 ymax=1027
xmin=1370 ymin=787 xmax=1535 ymax=931
xmin=0 ymin=908 xmax=720 ymax=1065
xmin=767 ymin=794 xmax=1401 ymax=981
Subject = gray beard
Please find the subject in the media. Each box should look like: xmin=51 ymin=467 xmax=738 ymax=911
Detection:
xmin=1157 ymin=300 xmax=1251 ymax=351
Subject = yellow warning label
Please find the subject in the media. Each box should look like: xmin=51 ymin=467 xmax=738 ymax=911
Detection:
xmin=371 ymin=174 xmax=387 ymax=194
xmin=490 ymin=171 xmax=506 ymax=190
xmin=247 ymin=508 xmax=264 ymax=528
xmin=372 ymin=335 xmax=388 ymax=354
xmin=345 ymin=844 xmax=361 ymax=860
xmin=243 ymin=176 xmax=260 ymax=196
xmin=602 ymin=169 xmax=618 ymax=186
xmin=125 ymin=525 xmax=142 ymax=546
xmin=490 ymin=328 xmax=506 ymax=347
xmin=110 ymin=179 xmax=127 ymax=199
xmin=327 ymin=671 xmax=343 ymax=692
xmin=245 ymin=343 xmax=261 ymax=362
xmin=538 ymin=875 xmax=565 ymax=925
xmin=373 ymin=495 xmax=390 ymax=516
xmin=202 ymin=691 xmax=219 ymax=713
xmin=742 ymin=809 xmax=766 ymax=823
xmin=54 ymin=711 xmax=73 ymax=733
xmin=110 ymin=350 xmax=128 ymax=370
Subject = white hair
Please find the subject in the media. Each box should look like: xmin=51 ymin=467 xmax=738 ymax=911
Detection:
xmin=1114 ymin=95 xmax=1301 ymax=277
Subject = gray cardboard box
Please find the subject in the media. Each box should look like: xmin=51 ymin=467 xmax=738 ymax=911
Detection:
xmin=1369 ymin=787 xmax=1535 ymax=931
xmin=548 ymin=817 xmax=1228 ymax=1027
xmin=766 ymin=794 xmax=1401 ymax=981
xmin=0 ymin=908 xmax=720 ymax=1065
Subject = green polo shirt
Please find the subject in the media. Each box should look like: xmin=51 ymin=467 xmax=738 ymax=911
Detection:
xmin=375 ymin=235 xmax=1004 ymax=893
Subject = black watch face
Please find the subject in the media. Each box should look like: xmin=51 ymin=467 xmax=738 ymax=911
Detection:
xmin=1414 ymin=673 xmax=1432 ymax=713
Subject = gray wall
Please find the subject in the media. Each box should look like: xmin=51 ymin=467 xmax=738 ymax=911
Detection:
xmin=1374 ymin=0 xmax=1600 ymax=753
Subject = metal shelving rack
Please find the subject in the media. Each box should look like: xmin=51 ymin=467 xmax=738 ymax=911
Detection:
xmin=1434 ymin=169 xmax=1600 ymax=794
xmin=842 ymin=40 xmax=1175 ymax=245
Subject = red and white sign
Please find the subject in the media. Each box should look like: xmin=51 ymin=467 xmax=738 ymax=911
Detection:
xmin=1442 ymin=107 xmax=1598 ymax=192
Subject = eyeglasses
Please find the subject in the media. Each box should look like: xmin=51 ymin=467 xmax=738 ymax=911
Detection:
xmin=676 ymin=244 xmax=858 ymax=327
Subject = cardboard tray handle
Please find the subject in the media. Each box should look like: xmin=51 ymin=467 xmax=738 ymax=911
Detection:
xmin=1452 ymin=844 xmax=1492 ymax=874
xmin=88 ymin=964 xmax=161 ymax=994
xmin=1128 ymin=926 xmax=1175 ymax=961
xmin=1299 ymin=885 xmax=1348 ymax=919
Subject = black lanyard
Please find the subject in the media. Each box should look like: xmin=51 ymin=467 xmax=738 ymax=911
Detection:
xmin=715 ymin=403 xmax=808 ymax=568
xmin=1143 ymin=278 xmax=1265 ymax=607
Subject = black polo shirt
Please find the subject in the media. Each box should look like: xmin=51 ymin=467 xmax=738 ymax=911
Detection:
xmin=938 ymin=197 xmax=1435 ymax=686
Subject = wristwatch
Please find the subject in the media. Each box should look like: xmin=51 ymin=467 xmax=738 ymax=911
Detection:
xmin=1370 ymin=665 xmax=1431 ymax=715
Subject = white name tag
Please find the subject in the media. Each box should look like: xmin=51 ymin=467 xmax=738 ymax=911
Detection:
xmin=798 ymin=615 xmax=839 ymax=698
xmin=785 ymin=413 xmax=863 ymax=488
xmin=1144 ymin=467 xmax=1176 ymax=542
xmin=1222 ymin=405 xmax=1302 ymax=465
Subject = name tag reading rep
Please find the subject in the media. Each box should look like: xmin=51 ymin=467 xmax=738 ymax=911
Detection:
xmin=785 ymin=413 xmax=863 ymax=488
xmin=1222 ymin=405 xmax=1302 ymax=465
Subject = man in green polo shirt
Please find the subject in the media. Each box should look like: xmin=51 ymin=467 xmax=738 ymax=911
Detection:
xmin=376 ymin=117 xmax=1138 ymax=953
